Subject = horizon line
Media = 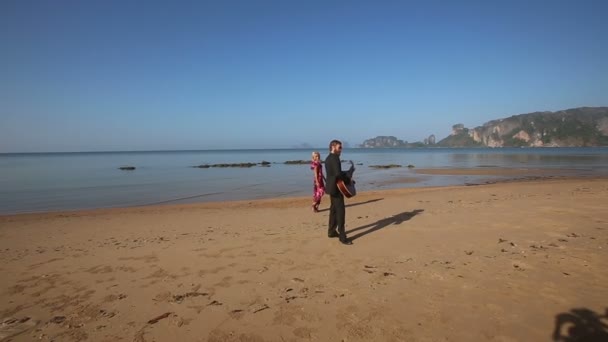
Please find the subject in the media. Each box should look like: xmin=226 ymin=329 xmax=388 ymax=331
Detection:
xmin=3 ymin=146 xmax=606 ymax=155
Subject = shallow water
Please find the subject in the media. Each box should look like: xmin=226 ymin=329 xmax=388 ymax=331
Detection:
xmin=1 ymin=147 xmax=607 ymax=214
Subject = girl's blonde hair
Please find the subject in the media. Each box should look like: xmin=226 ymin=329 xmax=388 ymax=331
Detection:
xmin=311 ymin=151 xmax=321 ymax=161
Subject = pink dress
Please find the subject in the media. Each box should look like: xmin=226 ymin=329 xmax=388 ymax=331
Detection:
xmin=311 ymin=160 xmax=325 ymax=203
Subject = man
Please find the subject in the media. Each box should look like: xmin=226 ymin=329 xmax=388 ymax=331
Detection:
xmin=324 ymin=139 xmax=353 ymax=245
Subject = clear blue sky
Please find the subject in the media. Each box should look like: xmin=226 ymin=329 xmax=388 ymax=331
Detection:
xmin=1 ymin=0 xmax=607 ymax=152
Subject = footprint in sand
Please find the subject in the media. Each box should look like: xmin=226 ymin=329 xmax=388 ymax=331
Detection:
xmin=103 ymin=293 xmax=128 ymax=303
xmin=0 ymin=317 xmax=38 ymax=341
xmin=85 ymin=265 xmax=113 ymax=274
xmin=293 ymin=327 xmax=314 ymax=339
xmin=118 ymin=254 xmax=159 ymax=264
xmin=213 ymin=276 xmax=233 ymax=288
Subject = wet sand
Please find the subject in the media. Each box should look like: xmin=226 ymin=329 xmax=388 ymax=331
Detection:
xmin=1 ymin=177 xmax=607 ymax=341
xmin=414 ymin=167 xmax=597 ymax=176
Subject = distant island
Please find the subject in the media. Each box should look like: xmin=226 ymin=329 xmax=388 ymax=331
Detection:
xmin=360 ymin=107 xmax=608 ymax=148
xmin=361 ymin=135 xmax=435 ymax=148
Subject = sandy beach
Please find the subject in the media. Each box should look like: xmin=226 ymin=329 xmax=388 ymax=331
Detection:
xmin=1 ymin=177 xmax=607 ymax=341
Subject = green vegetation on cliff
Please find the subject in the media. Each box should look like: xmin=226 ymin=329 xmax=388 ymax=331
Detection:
xmin=361 ymin=107 xmax=608 ymax=148
xmin=436 ymin=128 xmax=483 ymax=147
xmin=467 ymin=107 xmax=608 ymax=147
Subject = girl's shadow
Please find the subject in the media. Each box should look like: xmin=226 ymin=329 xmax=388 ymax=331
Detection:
xmin=346 ymin=209 xmax=424 ymax=241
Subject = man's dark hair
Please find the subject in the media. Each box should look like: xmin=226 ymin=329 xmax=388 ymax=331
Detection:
xmin=329 ymin=139 xmax=342 ymax=152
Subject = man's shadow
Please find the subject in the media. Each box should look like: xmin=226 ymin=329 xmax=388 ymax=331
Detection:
xmin=553 ymin=307 xmax=608 ymax=342
xmin=346 ymin=209 xmax=424 ymax=241
xmin=317 ymin=198 xmax=384 ymax=213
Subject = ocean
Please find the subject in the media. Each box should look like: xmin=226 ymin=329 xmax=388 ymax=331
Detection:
xmin=1 ymin=147 xmax=607 ymax=215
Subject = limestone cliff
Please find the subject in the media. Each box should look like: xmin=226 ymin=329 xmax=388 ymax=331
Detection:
xmin=438 ymin=107 xmax=608 ymax=147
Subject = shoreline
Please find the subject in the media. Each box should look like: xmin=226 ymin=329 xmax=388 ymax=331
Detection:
xmin=0 ymin=183 xmax=451 ymax=220
xmin=2 ymin=170 xmax=607 ymax=219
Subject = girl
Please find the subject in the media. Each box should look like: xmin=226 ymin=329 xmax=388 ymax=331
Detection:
xmin=310 ymin=151 xmax=325 ymax=212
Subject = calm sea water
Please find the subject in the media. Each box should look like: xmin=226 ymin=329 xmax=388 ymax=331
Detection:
xmin=1 ymin=147 xmax=607 ymax=215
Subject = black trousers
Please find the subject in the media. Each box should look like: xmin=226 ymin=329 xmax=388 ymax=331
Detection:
xmin=328 ymin=193 xmax=346 ymax=238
